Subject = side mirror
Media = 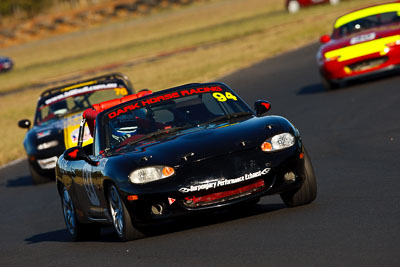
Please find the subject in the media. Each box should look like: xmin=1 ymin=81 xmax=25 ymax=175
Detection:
xmin=18 ymin=119 xmax=31 ymax=129
xmin=254 ymin=100 xmax=271 ymax=116
xmin=320 ymin=35 xmax=331 ymax=44
xmin=64 ymin=147 xmax=98 ymax=166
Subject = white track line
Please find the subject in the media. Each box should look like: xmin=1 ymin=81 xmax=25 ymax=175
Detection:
xmin=0 ymin=158 xmax=26 ymax=171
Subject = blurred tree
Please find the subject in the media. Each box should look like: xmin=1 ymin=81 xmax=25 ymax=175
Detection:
xmin=0 ymin=1 xmax=15 ymax=16
xmin=17 ymin=0 xmax=52 ymax=17
xmin=0 ymin=0 xmax=53 ymax=17
xmin=0 ymin=0 xmax=107 ymax=18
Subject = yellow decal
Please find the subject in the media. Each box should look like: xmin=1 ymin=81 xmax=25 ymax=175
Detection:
xmin=335 ymin=3 xmax=400 ymax=29
xmin=325 ymin=35 xmax=400 ymax=62
xmin=63 ymin=114 xmax=93 ymax=149
xmin=212 ymin=92 xmax=238 ymax=102
xmin=217 ymin=122 xmax=239 ymax=128
xmin=114 ymin=87 xmax=128 ymax=96
xmin=61 ymin=81 xmax=97 ymax=92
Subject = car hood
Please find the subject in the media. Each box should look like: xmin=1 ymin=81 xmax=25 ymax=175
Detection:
xmin=110 ymin=115 xmax=293 ymax=167
xmin=321 ymin=26 xmax=400 ymax=54
xmin=29 ymin=119 xmax=65 ymax=144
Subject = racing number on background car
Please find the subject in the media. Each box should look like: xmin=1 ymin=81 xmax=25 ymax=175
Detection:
xmin=213 ymin=92 xmax=238 ymax=102
xmin=114 ymin=88 xmax=128 ymax=96
xmin=82 ymin=163 xmax=100 ymax=206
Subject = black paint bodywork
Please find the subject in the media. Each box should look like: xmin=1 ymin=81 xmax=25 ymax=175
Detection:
xmin=56 ymin=83 xmax=307 ymax=226
xmin=19 ymin=73 xmax=134 ymax=181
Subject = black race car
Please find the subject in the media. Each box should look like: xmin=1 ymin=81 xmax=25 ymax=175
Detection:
xmin=18 ymin=73 xmax=134 ymax=184
xmin=56 ymin=82 xmax=317 ymax=241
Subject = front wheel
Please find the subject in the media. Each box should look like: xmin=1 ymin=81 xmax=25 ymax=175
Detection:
xmin=321 ymin=75 xmax=339 ymax=91
xmin=108 ymin=185 xmax=144 ymax=241
xmin=61 ymin=186 xmax=101 ymax=241
xmin=280 ymin=150 xmax=317 ymax=207
xmin=29 ymin=164 xmax=50 ymax=185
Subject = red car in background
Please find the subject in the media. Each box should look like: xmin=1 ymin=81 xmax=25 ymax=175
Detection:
xmin=317 ymin=1 xmax=400 ymax=89
xmin=286 ymin=0 xmax=340 ymax=13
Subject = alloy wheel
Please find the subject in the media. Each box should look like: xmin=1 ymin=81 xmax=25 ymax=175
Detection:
xmin=62 ymin=188 xmax=76 ymax=235
xmin=109 ymin=186 xmax=124 ymax=236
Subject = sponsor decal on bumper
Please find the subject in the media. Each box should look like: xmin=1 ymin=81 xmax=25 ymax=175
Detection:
xmin=183 ymin=179 xmax=266 ymax=208
xmin=178 ymin=168 xmax=270 ymax=193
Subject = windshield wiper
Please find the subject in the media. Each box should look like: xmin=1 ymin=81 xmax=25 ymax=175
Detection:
xmin=199 ymin=111 xmax=254 ymax=126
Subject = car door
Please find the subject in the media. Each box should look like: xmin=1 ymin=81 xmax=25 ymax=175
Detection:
xmin=68 ymin=157 xmax=101 ymax=218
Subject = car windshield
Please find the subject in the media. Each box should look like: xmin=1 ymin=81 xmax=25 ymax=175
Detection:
xmin=35 ymin=84 xmax=129 ymax=125
xmin=334 ymin=11 xmax=400 ymax=38
xmin=103 ymin=85 xmax=253 ymax=150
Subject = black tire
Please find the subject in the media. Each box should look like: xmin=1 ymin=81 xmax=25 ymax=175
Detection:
xmin=29 ymin=164 xmax=50 ymax=185
xmin=107 ymin=185 xmax=144 ymax=241
xmin=61 ymin=186 xmax=101 ymax=241
xmin=321 ymin=75 xmax=339 ymax=90
xmin=280 ymin=150 xmax=317 ymax=207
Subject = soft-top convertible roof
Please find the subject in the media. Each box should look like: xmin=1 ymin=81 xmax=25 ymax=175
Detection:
xmin=334 ymin=1 xmax=400 ymax=29
xmin=83 ymin=90 xmax=153 ymax=136
xmin=40 ymin=73 xmax=133 ymax=98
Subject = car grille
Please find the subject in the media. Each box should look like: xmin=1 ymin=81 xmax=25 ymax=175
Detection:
xmin=178 ymin=147 xmax=269 ymax=183
xmin=347 ymin=56 xmax=388 ymax=72
xmin=182 ymin=179 xmax=265 ymax=208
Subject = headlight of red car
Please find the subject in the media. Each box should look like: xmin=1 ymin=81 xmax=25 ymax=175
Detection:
xmin=325 ymin=55 xmax=341 ymax=62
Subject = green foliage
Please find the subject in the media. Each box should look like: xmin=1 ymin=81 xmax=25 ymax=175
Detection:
xmin=0 ymin=0 xmax=53 ymax=17
xmin=0 ymin=1 xmax=14 ymax=16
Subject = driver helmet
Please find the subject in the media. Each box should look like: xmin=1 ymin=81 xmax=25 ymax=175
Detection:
xmin=50 ymin=100 xmax=68 ymax=115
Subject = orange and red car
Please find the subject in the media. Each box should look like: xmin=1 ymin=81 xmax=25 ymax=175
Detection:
xmin=317 ymin=1 xmax=400 ymax=89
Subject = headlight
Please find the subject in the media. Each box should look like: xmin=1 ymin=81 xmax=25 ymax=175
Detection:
xmin=129 ymin=166 xmax=175 ymax=184
xmin=261 ymin=133 xmax=295 ymax=152
xmin=37 ymin=140 xmax=59 ymax=150
xmin=324 ymin=54 xmax=340 ymax=62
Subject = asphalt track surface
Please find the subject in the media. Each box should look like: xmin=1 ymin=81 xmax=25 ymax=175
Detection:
xmin=1 ymin=43 xmax=399 ymax=266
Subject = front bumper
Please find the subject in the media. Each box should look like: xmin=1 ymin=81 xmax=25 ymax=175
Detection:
xmin=117 ymin=145 xmax=305 ymax=224
xmin=28 ymin=146 xmax=65 ymax=178
xmin=28 ymin=156 xmax=58 ymax=178
xmin=0 ymin=62 xmax=12 ymax=71
xmin=320 ymin=44 xmax=400 ymax=81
